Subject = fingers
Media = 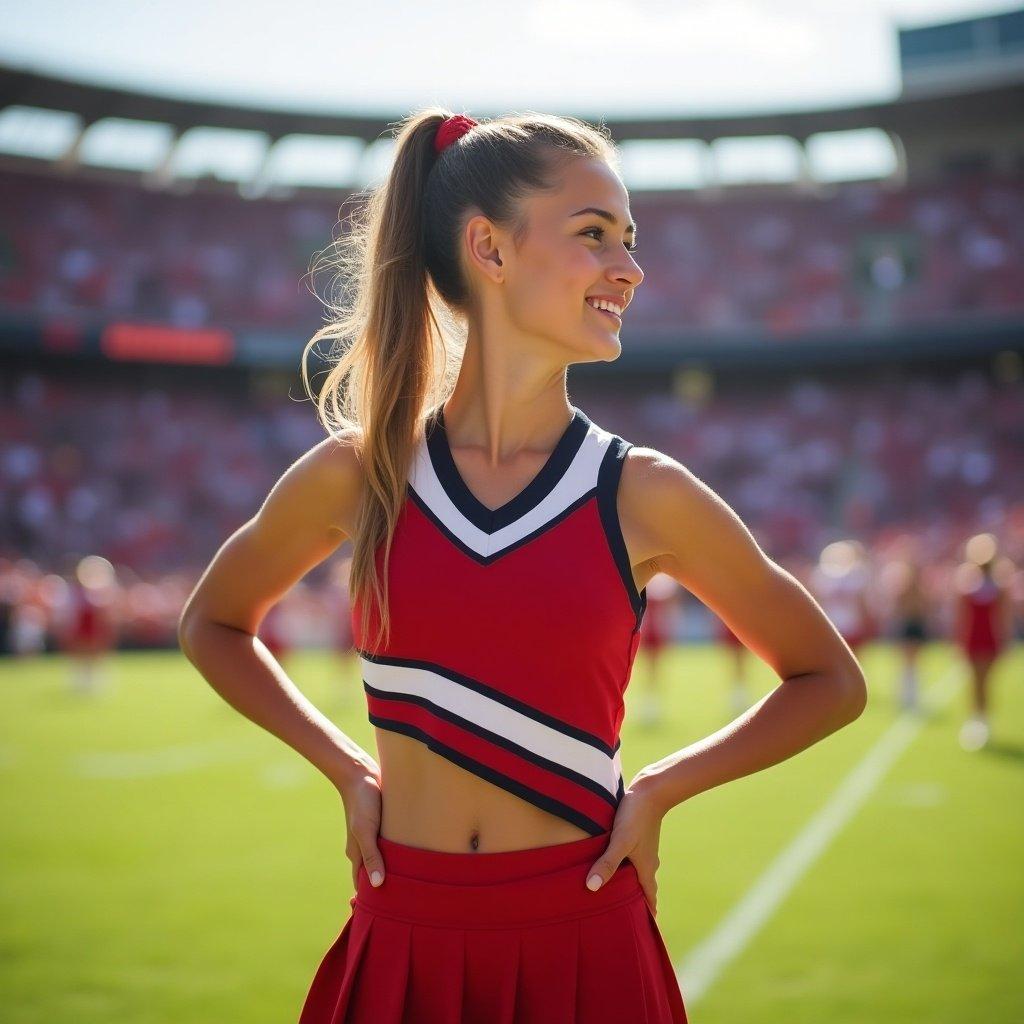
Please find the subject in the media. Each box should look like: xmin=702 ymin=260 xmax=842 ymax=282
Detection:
xmin=359 ymin=835 xmax=386 ymax=887
xmin=587 ymin=841 xmax=659 ymax=919
xmin=585 ymin=849 xmax=624 ymax=891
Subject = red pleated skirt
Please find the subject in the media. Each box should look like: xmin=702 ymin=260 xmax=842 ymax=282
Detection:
xmin=298 ymin=829 xmax=688 ymax=1023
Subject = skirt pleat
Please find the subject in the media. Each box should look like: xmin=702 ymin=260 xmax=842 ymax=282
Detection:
xmin=343 ymin=915 xmax=411 ymax=1024
xmin=462 ymin=924 xmax=520 ymax=1023
xmin=297 ymin=831 xmax=688 ymax=1023
xmin=513 ymin=917 xmax=581 ymax=1023
xmin=630 ymin=898 xmax=690 ymax=1023
xmin=575 ymin=901 xmax=648 ymax=1022
xmin=406 ymin=923 xmax=466 ymax=1023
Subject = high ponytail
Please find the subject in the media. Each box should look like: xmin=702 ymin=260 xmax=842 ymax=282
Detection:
xmin=302 ymin=106 xmax=616 ymax=653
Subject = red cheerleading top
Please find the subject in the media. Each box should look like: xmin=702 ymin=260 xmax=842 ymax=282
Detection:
xmin=960 ymin=578 xmax=1003 ymax=655
xmin=351 ymin=403 xmax=649 ymax=837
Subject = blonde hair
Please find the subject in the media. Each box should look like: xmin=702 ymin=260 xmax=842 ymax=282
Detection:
xmin=301 ymin=107 xmax=617 ymax=652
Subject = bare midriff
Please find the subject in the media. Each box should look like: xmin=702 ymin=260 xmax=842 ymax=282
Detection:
xmin=375 ymin=729 xmax=595 ymax=852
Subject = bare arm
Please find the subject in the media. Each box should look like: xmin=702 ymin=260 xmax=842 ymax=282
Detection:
xmin=622 ymin=450 xmax=868 ymax=815
xmin=178 ymin=430 xmax=375 ymax=794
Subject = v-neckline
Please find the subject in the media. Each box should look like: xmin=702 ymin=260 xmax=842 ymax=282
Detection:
xmin=426 ymin=404 xmax=590 ymax=533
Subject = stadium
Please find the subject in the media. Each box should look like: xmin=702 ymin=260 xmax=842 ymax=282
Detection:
xmin=1 ymin=5 xmax=1022 ymax=1022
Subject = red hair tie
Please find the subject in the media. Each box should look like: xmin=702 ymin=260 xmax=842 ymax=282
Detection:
xmin=434 ymin=114 xmax=477 ymax=155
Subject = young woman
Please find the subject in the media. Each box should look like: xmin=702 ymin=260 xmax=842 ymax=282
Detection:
xmin=178 ymin=109 xmax=867 ymax=1023
xmin=954 ymin=536 xmax=1014 ymax=751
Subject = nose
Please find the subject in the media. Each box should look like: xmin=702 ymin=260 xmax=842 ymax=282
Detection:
xmin=611 ymin=251 xmax=643 ymax=291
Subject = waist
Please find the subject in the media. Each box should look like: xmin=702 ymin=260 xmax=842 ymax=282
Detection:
xmin=353 ymin=831 xmax=643 ymax=929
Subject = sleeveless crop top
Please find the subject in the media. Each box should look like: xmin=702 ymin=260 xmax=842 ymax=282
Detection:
xmin=350 ymin=404 xmax=649 ymax=836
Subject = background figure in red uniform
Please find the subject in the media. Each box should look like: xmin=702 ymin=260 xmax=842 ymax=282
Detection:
xmin=634 ymin=572 xmax=678 ymax=727
xmin=954 ymin=533 xmax=1016 ymax=751
xmin=810 ymin=540 xmax=876 ymax=660
xmin=57 ymin=555 xmax=119 ymax=695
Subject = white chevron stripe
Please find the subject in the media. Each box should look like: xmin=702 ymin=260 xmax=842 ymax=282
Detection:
xmin=411 ymin=422 xmax=615 ymax=557
xmin=360 ymin=656 xmax=620 ymax=798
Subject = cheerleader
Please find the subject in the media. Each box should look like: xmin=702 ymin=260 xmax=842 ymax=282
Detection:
xmin=179 ymin=108 xmax=867 ymax=1023
xmin=810 ymin=540 xmax=875 ymax=657
xmin=58 ymin=556 xmax=118 ymax=695
xmin=954 ymin=534 xmax=1015 ymax=751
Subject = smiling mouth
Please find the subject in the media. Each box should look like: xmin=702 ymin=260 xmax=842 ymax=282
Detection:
xmin=586 ymin=302 xmax=622 ymax=325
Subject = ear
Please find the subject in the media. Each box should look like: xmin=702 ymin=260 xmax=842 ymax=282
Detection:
xmin=464 ymin=214 xmax=505 ymax=282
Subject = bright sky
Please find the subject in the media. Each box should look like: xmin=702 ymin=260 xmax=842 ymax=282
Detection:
xmin=0 ymin=0 xmax=1020 ymax=118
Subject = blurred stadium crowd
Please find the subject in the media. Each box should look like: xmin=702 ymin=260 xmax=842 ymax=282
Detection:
xmin=1 ymin=167 xmax=1022 ymax=337
xmin=1 ymin=366 xmax=1020 ymax=654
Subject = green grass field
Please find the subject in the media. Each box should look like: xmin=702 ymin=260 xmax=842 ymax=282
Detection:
xmin=1 ymin=641 xmax=1021 ymax=1023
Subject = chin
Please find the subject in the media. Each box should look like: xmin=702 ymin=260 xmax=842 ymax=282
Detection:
xmin=571 ymin=332 xmax=622 ymax=363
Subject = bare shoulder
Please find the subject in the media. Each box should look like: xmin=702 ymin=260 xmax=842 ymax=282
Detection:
xmin=619 ymin=444 xmax=755 ymax=572
xmin=618 ymin=446 xmax=700 ymax=541
xmin=251 ymin=424 xmax=366 ymax=544
xmin=293 ymin=426 xmax=365 ymax=536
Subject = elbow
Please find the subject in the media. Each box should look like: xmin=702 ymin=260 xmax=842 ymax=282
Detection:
xmin=177 ymin=608 xmax=197 ymax=661
xmin=836 ymin=664 xmax=868 ymax=724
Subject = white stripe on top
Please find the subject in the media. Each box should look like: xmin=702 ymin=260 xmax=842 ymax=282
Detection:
xmin=360 ymin=655 xmax=621 ymax=799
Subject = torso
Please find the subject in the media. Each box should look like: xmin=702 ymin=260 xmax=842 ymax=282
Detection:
xmin=963 ymin=580 xmax=1002 ymax=651
xmin=335 ymin=414 xmax=663 ymax=854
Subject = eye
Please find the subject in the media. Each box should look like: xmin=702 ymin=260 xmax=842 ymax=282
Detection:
xmin=582 ymin=226 xmax=638 ymax=253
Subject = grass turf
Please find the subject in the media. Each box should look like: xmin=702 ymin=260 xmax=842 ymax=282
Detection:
xmin=0 ymin=641 xmax=1020 ymax=1022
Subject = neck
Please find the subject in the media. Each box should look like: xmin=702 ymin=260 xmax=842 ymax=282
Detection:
xmin=443 ymin=338 xmax=573 ymax=466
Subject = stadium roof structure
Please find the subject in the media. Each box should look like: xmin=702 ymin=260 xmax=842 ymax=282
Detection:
xmin=2 ymin=64 xmax=1022 ymax=141
xmin=1 ymin=63 xmax=1022 ymax=194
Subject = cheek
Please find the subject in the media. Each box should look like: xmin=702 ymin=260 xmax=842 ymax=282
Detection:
xmin=511 ymin=251 xmax=585 ymax=315
xmin=505 ymin=242 xmax=597 ymax=333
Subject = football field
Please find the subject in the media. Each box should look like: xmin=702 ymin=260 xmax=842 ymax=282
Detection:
xmin=1 ymin=641 xmax=1021 ymax=1022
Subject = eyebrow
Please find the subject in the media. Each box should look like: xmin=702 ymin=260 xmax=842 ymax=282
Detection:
xmin=569 ymin=207 xmax=637 ymax=236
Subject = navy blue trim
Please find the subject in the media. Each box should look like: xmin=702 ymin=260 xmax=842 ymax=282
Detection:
xmin=367 ymin=715 xmax=608 ymax=836
xmin=408 ymin=484 xmax=595 ymax=566
xmin=364 ymin=682 xmax=619 ymax=809
xmin=426 ymin=404 xmax=591 ymax=534
xmin=596 ymin=436 xmax=647 ymax=632
xmin=354 ymin=647 xmax=618 ymax=758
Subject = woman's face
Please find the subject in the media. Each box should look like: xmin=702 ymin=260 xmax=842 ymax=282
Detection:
xmin=467 ymin=156 xmax=644 ymax=361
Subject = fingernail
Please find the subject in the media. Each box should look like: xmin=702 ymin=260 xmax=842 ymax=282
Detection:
xmin=371 ymin=871 xmax=383 ymax=886
xmin=587 ymin=873 xmax=602 ymax=891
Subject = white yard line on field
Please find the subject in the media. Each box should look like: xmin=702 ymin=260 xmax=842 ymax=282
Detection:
xmin=73 ymin=737 xmax=259 ymax=778
xmin=677 ymin=665 xmax=965 ymax=1006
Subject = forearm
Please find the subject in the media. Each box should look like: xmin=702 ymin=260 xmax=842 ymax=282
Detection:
xmin=635 ymin=671 xmax=865 ymax=816
xmin=179 ymin=617 xmax=374 ymax=792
